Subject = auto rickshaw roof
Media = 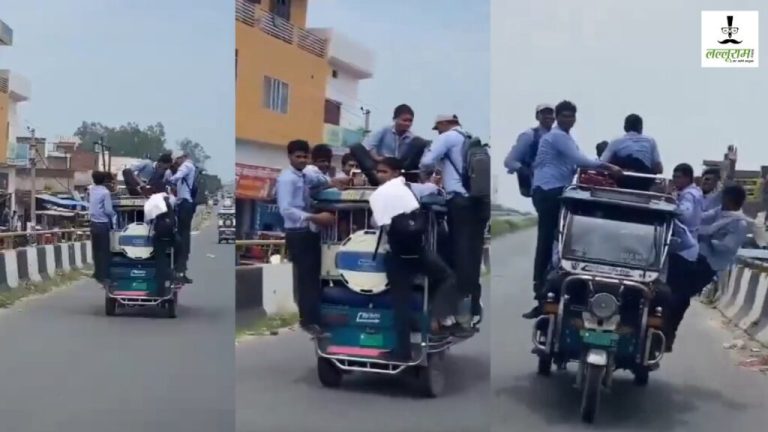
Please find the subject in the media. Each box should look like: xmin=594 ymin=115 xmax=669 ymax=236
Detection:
xmin=561 ymin=186 xmax=678 ymax=213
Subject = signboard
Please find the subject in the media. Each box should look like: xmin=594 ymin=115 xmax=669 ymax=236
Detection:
xmin=235 ymin=163 xmax=280 ymax=200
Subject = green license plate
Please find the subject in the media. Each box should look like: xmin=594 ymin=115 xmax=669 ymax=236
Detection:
xmin=132 ymin=281 xmax=147 ymax=291
xmin=580 ymin=330 xmax=619 ymax=347
xmin=359 ymin=332 xmax=384 ymax=347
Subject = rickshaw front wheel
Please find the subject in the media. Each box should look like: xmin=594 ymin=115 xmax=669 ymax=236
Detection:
xmin=105 ymin=297 xmax=117 ymax=316
xmin=317 ymin=357 xmax=342 ymax=388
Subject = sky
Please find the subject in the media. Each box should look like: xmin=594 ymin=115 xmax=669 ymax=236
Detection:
xmin=308 ymin=0 xmax=490 ymax=143
xmin=493 ymin=0 xmax=767 ymax=211
xmin=0 ymin=0 xmax=234 ymax=180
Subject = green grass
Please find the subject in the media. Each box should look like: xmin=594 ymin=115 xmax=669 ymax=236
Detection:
xmin=0 ymin=267 xmax=93 ymax=308
xmin=490 ymin=216 xmax=537 ymax=238
xmin=236 ymin=312 xmax=300 ymax=341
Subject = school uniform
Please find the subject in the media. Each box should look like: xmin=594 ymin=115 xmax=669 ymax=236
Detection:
xmin=89 ymin=184 xmax=115 ymax=284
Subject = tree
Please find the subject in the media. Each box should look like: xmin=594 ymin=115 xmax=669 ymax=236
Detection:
xmin=177 ymin=138 xmax=211 ymax=168
xmin=74 ymin=121 xmax=167 ymax=159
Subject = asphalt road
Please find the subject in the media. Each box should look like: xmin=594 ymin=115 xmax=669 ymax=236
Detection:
xmin=0 ymin=224 xmax=234 ymax=432
xmin=236 ymin=282 xmax=491 ymax=431
xmin=492 ymin=228 xmax=768 ymax=431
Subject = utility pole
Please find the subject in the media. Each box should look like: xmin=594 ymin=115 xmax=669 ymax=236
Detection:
xmin=361 ymin=107 xmax=371 ymax=138
xmin=28 ymin=127 xmax=36 ymax=234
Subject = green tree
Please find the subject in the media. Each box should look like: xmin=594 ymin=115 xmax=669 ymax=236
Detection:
xmin=74 ymin=121 xmax=168 ymax=158
xmin=177 ymin=138 xmax=211 ymax=168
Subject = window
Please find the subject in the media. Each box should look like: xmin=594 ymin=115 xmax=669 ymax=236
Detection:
xmin=324 ymin=99 xmax=341 ymax=125
xmin=331 ymin=69 xmax=338 ymax=79
xmin=263 ymin=76 xmax=289 ymax=114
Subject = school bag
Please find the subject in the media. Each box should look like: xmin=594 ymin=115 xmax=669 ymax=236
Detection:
xmin=445 ymin=130 xmax=491 ymax=199
xmin=517 ymin=128 xmax=542 ymax=198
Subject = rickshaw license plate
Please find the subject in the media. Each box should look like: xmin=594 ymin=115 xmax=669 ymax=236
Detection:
xmin=580 ymin=330 xmax=618 ymax=347
xmin=133 ymin=281 xmax=148 ymax=291
xmin=359 ymin=333 xmax=384 ymax=347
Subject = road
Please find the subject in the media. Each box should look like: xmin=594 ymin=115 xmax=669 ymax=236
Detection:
xmin=236 ymin=284 xmax=491 ymax=431
xmin=492 ymin=229 xmax=768 ymax=431
xmin=0 ymin=224 xmax=234 ymax=432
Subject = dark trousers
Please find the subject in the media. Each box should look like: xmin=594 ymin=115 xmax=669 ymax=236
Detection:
xmin=90 ymin=222 xmax=111 ymax=283
xmin=153 ymin=237 xmax=174 ymax=296
xmin=348 ymin=141 xmax=428 ymax=186
xmin=665 ymin=253 xmax=716 ymax=337
xmin=531 ymin=187 xmax=564 ymax=296
xmin=446 ymin=195 xmax=490 ymax=313
xmin=385 ymin=248 xmax=457 ymax=357
xmin=286 ymin=230 xmax=322 ymax=327
xmin=174 ymin=200 xmax=195 ymax=273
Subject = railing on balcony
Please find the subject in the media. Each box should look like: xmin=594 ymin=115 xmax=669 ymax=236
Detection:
xmin=0 ymin=75 xmax=8 ymax=94
xmin=236 ymin=0 xmax=327 ymax=59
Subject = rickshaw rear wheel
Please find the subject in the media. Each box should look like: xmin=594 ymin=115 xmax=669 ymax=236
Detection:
xmin=633 ymin=367 xmax=649 ymax=386
xmin=317 ymin=357 xmax=342 ymax=388
xmin=415 ymin=355 xmax=446 ymax=398
xmin=537 ymin=354 xmax=552 ymax=376
xmin=105 ymin=296 xmax=117 ymax=316
xmin=166 ymin=294 xmax=178 ymax=318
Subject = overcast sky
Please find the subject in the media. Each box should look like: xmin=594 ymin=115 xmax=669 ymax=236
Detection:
xmin=308 ymin=0 xmax=489 ymax=142
xmin=0 ymin=0 xmax=234 ymax=179
xmin=492 ymin=0 xmax=767 ymax=211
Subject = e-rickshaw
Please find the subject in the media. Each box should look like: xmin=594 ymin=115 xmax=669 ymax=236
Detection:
xmin=531 ymin=170 xmax=677 ymax=423
xmin=105 ymin=195 xmax=181 ymax=318
xmin=218 ymin=206 xmax=236 ymax=243
xmin=312 ymin=185 xmax=478 ymax=397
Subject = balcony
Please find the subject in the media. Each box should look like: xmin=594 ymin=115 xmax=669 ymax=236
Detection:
xmin=323 ymin=124 xmax=365 ymax=152
xmin=308 ymin=28 xmax=375 ymax=79
xmin=0 ymin=19 xmax=12 ymax=46
xmin=0 ymin=70 xmax=30 ymax=101
xmin=236 ymin=0 xmax=327 ymax=59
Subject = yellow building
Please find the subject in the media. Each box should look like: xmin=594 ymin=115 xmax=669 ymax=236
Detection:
xmin=236 ymin=0 xmax=329 ymax=168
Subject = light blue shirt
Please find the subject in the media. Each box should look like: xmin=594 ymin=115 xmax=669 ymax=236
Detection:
xmin=532 ymin=126 xmax=603 ymax=190
xmin=409 ymin=182 xmax=441 ymax=199
xmin=419 ymin=126 xmax=468 ymax=197
xmin=504 ymin=126 xmax=549 ymax=174
xmin=89 ymin=185 xmax=115 ymax=223
xmin=363 ymin=125 xmax=414 ymax=158
xmin=699 ymin=214 xmax=750 ymax=271
xmin=672 ymin=184 xmax=704 ymax=261
xmin=168 ymin=160 xmax=196 ymax=202
xmin=600 ymin=132 xmax=661 ymax=170
xmin=702 ymin=189 xmax=722 ymax=212
xmin=131 ymin=160 xmax=156 ymax=182
xmin=276 ymin=167 xmax=329 ymax=229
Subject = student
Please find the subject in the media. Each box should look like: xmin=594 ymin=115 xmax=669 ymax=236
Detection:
xmin=335 ymin=153 xmax=358 ymax=179
xmin=420 ymin=114 xmax=490 ymax=325
xmin=166 ymin=150 xmax=196 ymax=284
xmin=600 ymin=114 xmax=662 ymax=190
xmin=370 ymin=157 xmax=470 ymax=361
xmin=522 ymin=101 xmax=621 ymax=319
xmin=665 ymin=185 xmax=750 ymax=351
xmin=700 ymin=167 xmax=723 ymax=212
xmin=305 ymin=143 xmax=333 ymax=181
xmin=89 ymin=171 xmax=115 ymax=289
xmin=504 ymin=103 xmax=555 ymax=197
xmin=129 ymin=152 xmax=173 ymax=195
xmin=276 ymin=140 xmax=337 ymax=337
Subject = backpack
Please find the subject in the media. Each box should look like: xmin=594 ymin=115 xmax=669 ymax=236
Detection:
xmin=182 ymin=166 xmax=207 ymax=205
xmin=372 ymin=184 xmax=427 ymax=258
xmin=517 ymin=128 xmax=541 ymax=198
xmin=152 ymin=196 xmax=176 ymax=242
xmin=445 ymin=130 xmax=491 ymax=199
xmin=121 ymin=168 xmax=143 ymax=196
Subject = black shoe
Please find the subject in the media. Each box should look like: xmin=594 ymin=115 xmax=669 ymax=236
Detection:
xmin=180 ymin=275 xmax=193 ymax=284
xmin=522 ymin=305 xmax=542 ymax=320
xmin=301 ymin=324 xmax=328 ymax=338
xmin=664 ymin=334 xmax=675 ymax=353
xmin=447 ymin=323 xmax=476 ymax=338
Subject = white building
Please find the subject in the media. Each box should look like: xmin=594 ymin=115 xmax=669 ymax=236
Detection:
xmin=308 ymin=28 xmax=375 ymax=157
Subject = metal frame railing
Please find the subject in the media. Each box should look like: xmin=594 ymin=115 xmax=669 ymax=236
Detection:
xmin=235 ymin=0 xmax=327 ymax=59
xmin=0 ymin=228 xmax=91 ymax=250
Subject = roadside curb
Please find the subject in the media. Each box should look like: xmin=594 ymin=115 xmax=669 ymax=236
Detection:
xmin=712 ymin=256 xmax=768 ymax=347
xmin=0 ymin=241 xmax=93 ymax=293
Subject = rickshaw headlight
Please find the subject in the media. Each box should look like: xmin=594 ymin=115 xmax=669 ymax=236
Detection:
xmin=588 ymin=292 xmax=619 ymax=319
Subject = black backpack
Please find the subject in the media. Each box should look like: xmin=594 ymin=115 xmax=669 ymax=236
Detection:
xmin=372 ymin=184 xmax=427 ymax=258
xmin=445 ymin=130 xmax=491 ymax=199
xmin=152 ymin=196 xmax=176 ymax=242
xmin=517 ymin=128 xmax=542 ymax=198
xmin=182 ymin=167 xmax=207 ymax=205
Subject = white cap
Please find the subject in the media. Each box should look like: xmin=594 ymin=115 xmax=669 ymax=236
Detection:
xmin=432 ymin=114 xmax=460 ymax=130
xmin=171 ymin=149 xmax=186 ymax=159
xmin=535 ymin=104 xmax=554 ymax=113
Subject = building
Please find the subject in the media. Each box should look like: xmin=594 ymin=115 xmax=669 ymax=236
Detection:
xmin=307 ymin=27 xmax=374 ymax=160
xmin=236 ymin=0 xmax=329 ymax=169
